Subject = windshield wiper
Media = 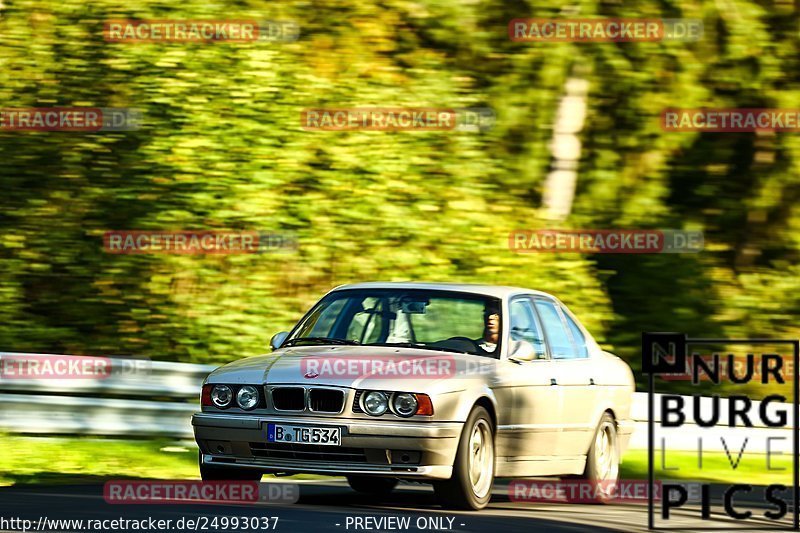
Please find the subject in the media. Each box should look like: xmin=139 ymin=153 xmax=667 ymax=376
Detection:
xmin=284 ymin=337 xmax=361 ymax=346
xmin=365 ymin=342 xmax=470 ymax=355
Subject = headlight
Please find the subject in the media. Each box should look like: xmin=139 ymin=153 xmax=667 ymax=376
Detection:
xmin=236 ymin=385 xmax=259 ymax=410
xmin=362 ymin=391 xmax=389 ymax=416
xmin=210 ymin=385 xmax=233 ymax=408
xmin=392 ymin=393 xmax=418 ymax=417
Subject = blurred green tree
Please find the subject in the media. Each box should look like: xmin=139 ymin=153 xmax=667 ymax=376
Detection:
xmin=0 ymin=0 xmax=797 ymax=398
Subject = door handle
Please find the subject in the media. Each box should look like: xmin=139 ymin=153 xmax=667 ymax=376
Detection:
xmin=550 ymin=378 xmax=557 ymax=386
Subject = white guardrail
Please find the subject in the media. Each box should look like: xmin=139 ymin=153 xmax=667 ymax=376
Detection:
xmin=0 ymin=353 xmax=214 ymax=438
xmin=0 ymin=353 xmax=792 ymax=450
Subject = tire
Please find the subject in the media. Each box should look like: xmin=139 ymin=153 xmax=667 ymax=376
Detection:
xmin=346 ymin=476 xmax=398 ymax=496
xmin=577 ymin=412 xmax=620 ymax=503
xmin=434 ymin=406 xmax=495 ymax=510
xmin=199 ymin=453 xmax=263 ymax=481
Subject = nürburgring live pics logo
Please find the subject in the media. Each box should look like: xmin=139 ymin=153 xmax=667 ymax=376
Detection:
xmin=643 ymin=332 xmax=799 ymax=530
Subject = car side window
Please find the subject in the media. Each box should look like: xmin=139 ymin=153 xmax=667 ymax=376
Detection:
xmin=509 ymin=298 xmax=546 ymax=359
xmin=562 ymin=310 xmax=589 ymax=358
xmin=534 ymin=299 xmax=577 ymax=359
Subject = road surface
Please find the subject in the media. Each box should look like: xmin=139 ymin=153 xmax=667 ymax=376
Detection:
xmin=0 ymin=479 xmax=790 ymax=532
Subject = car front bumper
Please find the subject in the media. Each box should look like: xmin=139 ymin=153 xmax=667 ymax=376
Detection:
xmin=192 ymin=413 xmax=463 ymax=479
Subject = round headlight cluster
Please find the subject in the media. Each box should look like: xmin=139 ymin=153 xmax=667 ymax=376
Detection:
xmin=237 ymin=385 xmax=259 ymax=410
xmin=361 ymin=391 xmax=422 ymax=417
xmin=209 ymin=384 xmax=260 ymax=410
xmin=393 ymin=393 xmax=418 ymax=417
xmin=210 ymin=385 xmax=233 ymax=408
xmin=363 ymin=391 xmax=389 ymax=416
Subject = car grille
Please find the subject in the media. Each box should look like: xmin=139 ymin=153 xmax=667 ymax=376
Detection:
xmin=249 ymin=442 xmax=367 ymax=463
xmin=309 ymin=388 xmax=344 ymax=413
xmin=271 ymin=387 xmax=305 ymax=411
xmin=270 ymin=387 xmax=346 ymax=412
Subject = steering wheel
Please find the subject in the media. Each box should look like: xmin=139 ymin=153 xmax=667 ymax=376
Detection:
xmin=435 ymin=336 xmax=479 ymax=352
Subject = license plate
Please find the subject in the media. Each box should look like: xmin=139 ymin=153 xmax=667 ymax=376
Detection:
xmin=266 ymin=423 xmax=341 ymax=446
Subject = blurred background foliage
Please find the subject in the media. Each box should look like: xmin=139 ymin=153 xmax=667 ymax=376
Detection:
xmin=1 ymin=0 xmax=799 ymax=392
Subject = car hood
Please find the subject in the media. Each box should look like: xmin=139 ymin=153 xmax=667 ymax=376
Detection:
xmin=206 ymin=345 xmax=497 ymax=391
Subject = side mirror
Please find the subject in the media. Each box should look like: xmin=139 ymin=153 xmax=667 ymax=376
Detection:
xmin=270 ymin=331 xmax=289 ymax=351
xmin=509 ymin=340 xmax=536 ymax=362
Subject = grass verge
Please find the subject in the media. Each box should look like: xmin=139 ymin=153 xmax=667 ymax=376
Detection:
xmin=0 ymin=435 xmax=331 ymax=485
xmin=3 ymin=436 xmax=786 ymax=487
xmin=621 ymin=448 xmax=792 ymax=485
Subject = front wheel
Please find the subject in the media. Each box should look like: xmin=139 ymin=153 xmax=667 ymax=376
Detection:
xmin=199 ymin=453 xmax=263 ymax=481
xmin=346 ymin=476 xmax=398 ymax=496
xmin=434 ymin=406 xmax=495 ymax=510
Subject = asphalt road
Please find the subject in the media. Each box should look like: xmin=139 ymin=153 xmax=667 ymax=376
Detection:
xmin=0 ymin=479 xmax=792 ymax=533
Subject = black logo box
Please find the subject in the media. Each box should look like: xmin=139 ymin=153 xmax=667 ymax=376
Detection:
xmin=642 ymin=332 xmax=800 ymax=530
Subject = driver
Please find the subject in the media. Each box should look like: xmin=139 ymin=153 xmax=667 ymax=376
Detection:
xmin=476 ymin=304 xmax=500 ymax=354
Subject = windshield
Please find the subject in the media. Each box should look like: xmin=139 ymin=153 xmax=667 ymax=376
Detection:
xmin=286 ymin=289 xmax=502 ymax=357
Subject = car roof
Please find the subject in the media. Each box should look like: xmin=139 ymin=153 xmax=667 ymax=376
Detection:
xmin=329 ymin=281 xmax=555 ymax=300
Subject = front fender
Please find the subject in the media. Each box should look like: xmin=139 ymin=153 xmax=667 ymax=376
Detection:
xmin=448 ymin=384 xmax=498 ymax=424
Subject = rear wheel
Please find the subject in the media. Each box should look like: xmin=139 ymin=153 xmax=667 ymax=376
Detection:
xmin=578 ymin=413 xmax=620 ymax=503
xmin=346 ymin=476 xmax=398 ymax=495
xmin=434 ymin=406 xmax=494 ymax=510
xmin=199 ymin=453 xmax=263 ymax=481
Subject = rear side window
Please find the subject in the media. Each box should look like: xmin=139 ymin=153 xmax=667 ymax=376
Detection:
xmin=563 ymin=311 xmax=589 ymax=358
xmin=534 ymin=299 xmax=576 ymax=359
